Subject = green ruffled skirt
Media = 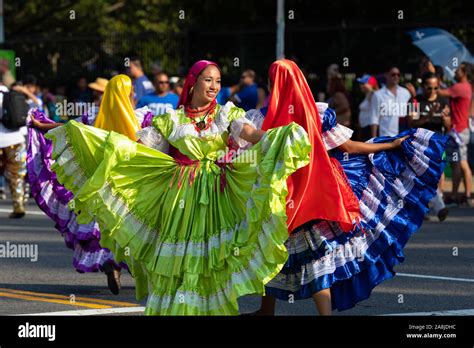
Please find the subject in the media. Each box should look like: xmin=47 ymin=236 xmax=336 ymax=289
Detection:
xmin=46 ymin=120 xmax=311 ymax=315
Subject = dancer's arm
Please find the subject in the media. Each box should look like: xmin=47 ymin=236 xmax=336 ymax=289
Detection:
xmin=30 ymin=115 xmax=63 ymax=131
xmin=239 ymin=123 xmax=265 ymax=144
xmin=338 ymin=136 xmax=409 ymax=155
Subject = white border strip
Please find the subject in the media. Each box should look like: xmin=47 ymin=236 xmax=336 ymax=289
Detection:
xmin=16 ymin=306 xmax=145 ymax=316
xmin=18 ymin=306 xmax=474 ymax=316
xmin=383 ymin=308 xmax=474 ymax=316
xmin=397 ymin=272 xmax=474 ymax=283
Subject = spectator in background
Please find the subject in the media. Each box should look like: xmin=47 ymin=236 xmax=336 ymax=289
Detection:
xmin=435 ymin=65 xmax=448 ymax=89
xmin=255 ymin=77 xmax=268 ymax=110
xmin=418 ymin=57 xmax=436 ymax=80
xmin=439 ymin=62 xmax=473 ymax=206
xmin=409 ymin=72 xmax=451 ymax=134
xmin=406 ymin=57 xmax=436 ymax=97
xmin=10 ymin=75 xmax=43 ymax=113
xmin=73 ymin=77 xmax=93 ymax=103
xmin=327 ymin=76 xmax=351 ymax=127
xmin=137 ymin=72 xmax=178 ymax=115
xmin=53 ymin=85 xmax=67 ymax=121
xmin=12 ymin=75 xmax=43 ymax=201
xmin=88 ymin=77 xmax=109 ymax=117
xmin=172 ymin=77 xmax=185 ymax=97
xmin=217 ymin=82 xmax=240 ymax=105
xmin=327 ymin=63 xmax=340 ymax=79
xmin=129 ymin=57 xmax=155 ymax=102
xmin=319 ymin=63 xmax=341 ymax=102
xmin=41 ymin=86 xmax=56 ymax=120
xmin=357 ymin=74 xmax=379 ymax=141
xmin=0 ymin=59 xmax=15 ymax=88
xmin=408 ymin=72 xmax=451 ymax=221
xmin=368 ymin=65 xmax=411 ymax=137
xmin=0 ymin=82 xmax=27 ymax=218
xmin=231 ymin=69 xmax=259 ymax=111
xmin=469 ymin=77 xmax=474 ymax=175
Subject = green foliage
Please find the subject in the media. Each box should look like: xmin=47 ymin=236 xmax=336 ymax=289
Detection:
xmin=2 ymin=0 xmax=473 ymax=85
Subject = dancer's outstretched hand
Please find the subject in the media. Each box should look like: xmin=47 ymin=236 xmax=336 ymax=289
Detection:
xmin=30 ymin=114 xmax=42 ymax=129
xmin=391 ymin=135 xmax=410 ymax=149
xmin=29 ymin=114 xmax=63 ymax=131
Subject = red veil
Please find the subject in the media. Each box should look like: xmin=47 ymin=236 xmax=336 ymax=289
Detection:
xmin=262 ymin=59 xmax=360 ymax=232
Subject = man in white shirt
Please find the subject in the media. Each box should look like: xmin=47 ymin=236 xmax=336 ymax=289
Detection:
xmin=0 ymin=84 xmax=27 ymax=218
xmin=368 ymin=65 xmax=412 ymax=137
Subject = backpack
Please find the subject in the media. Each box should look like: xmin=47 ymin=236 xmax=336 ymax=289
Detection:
xmin=1 ymin=90 xmax=30 ymax=130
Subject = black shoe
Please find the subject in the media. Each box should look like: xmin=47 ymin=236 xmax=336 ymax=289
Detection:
xmin=103 ymin=263 xmax=121 ymax=295
xmin=458 ymin=196 xmax=472 ymax=207
xmin=9 ymin=211 xmax=25 ymax=219
xmin=444 ymin=196 xmax=458 ymax=208
xmin=437 ymin=208 xmax=449 ymax=222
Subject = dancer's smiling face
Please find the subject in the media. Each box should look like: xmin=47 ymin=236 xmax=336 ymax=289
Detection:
xmin=191 ymin=65 xmax=221 ymax=106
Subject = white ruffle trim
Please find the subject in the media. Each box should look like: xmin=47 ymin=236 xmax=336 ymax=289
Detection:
xmin=168 ymin=103 xmax=229 ymax=141
xmin=315 ymin=102 xmax=328 ymax=123
xmin=230 ymin=117 xmax=256 ymax=148
xmin=322 ymin=124 xmax=353 ymax=150
xmin=134 ymin=106 xmax=152 ymax=125
xmin=168 ymin=101 xmax=243 ymax=142
xmin=245 ymin=109 xmax=265 ymax=130
xmin=316 ymin=102 xmax=353 ymax=150
xmin=136 ymin=126 xmax=169 ymax=153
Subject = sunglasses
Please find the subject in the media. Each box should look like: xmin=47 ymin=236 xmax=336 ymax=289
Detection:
xmin=158 ymin=81 xmax=169 ymax=84
xmin=390 ymin=73 xmax=400 ymax=77
xmin=426 ymin=87 xmax=439 ymax=91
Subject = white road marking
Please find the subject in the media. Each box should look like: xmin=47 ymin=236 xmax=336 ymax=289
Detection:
xmin=16 ymin=306 xmax=146 ymax=316
xmin=17 ymin=306 xmax=474 ymax=316
xmin=397 ymin=272 xmax=474 ymax=283
xmin=383 ymin=308 xmax=474 ymax=316
xmin=0 ymin=208 xmax=44 ymax=216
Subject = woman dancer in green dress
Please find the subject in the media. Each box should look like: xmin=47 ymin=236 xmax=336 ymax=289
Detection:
xmin=46 ymin=60 xmax=312 ymax=315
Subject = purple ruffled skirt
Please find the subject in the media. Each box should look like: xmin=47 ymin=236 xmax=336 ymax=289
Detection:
xmin=27 ymin=110 xmax=122 ymax=273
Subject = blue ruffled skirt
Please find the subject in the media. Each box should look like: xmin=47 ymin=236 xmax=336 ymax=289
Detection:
xmin=264 ymin=128 xmax=448 ymax=311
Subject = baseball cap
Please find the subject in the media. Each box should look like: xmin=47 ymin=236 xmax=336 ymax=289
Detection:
xmin=357 ymin=74 xmax=378 ymax=88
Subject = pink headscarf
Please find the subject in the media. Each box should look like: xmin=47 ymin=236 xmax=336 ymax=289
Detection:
xmin=178 ymin=60 xmax=219 ymax=107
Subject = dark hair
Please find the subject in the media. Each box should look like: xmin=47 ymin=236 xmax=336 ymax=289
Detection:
xmin=24 ymin=74 xmax=37 ymax=85
xmin=130 ymin=57 xmax=143 ymax=70
xmin=384 ymin=64 xmax=399 ymax=73
xmin=242 ymin=69 xmax=256 ymax=79
xmin=421 ymin=72 xmax=439 ymax=85
xmin=460 ymin=62 xmax=474 ymax=82
xmin=434 ymin=65 xmax=444 ymax=80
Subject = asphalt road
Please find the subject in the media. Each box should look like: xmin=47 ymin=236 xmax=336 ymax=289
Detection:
xmin=0 ymin=198 xmax=473 ymax=316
